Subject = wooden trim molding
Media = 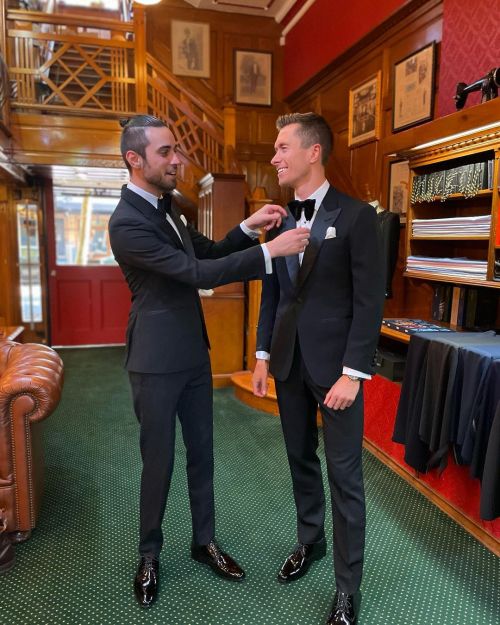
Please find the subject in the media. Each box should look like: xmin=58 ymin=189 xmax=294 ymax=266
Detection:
xmin=364 ymin=438 xmax=500 ymax=557
xmin=286 ymin=0 xmax=442 ymax=102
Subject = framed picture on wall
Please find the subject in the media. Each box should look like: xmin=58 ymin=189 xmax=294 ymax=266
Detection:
xmin=234 ymin=50 xmax=272 ymax=106
xmin=348 ymin=72 xmax=382 ymax=147
xmin=388 ymin=159 xmax=410 ymax=218
xmin=171 ymin=20 xmax=210 ymax=78
xmin=392 ymin=42 xmax=436 ymax=132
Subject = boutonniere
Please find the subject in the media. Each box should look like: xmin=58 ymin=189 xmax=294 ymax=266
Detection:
xmin=325 ymin=226 xmax=336 ymax=239
xmin=180 ymin=214 xmax=187 ymax=226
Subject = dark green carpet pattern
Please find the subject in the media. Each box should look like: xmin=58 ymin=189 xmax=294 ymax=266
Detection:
xmin=0 ymin=347 xmax=498 ymax=625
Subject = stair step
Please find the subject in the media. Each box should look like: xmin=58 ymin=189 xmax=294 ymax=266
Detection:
xmin=230 ymin=370 xmax=322 ymax=425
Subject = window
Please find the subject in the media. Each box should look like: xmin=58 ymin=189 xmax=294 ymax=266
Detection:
xmin=53 ymin=188 xmax=119 ymax=266
xmin=16 ymin=202 xmax=43 ymax=323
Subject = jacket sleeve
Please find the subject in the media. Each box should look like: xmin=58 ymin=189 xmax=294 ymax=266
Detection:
xmin=343 ymin=203 xmax=385 ymax=373
xmin=109 ymin=216 xmax=265 ymax=290
xmin=188 ymin=223 xmax=258 ymax=259
xmin=256 ymin=229 xmax=280 ymax=353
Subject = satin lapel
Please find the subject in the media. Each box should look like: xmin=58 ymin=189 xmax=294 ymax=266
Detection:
xmin=296 ymin=202 xmax=342 ymax=290
xmin=121 ymin=186 xmax=184 ymax=250
xmin=170 ymin=203 xmax=195 ymax=257
xmin=281 ymin=211 xmax=300 ymax=285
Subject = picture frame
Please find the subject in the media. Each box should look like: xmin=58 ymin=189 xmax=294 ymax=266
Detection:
xmin=348 ymin=72 xmax=381 ymax=147
xmin=234 ymin=50 xmax=272 ymax=107
xmin=392 ymin=41 xmax=436 ymax=132
xmin=388 ymin=159 xmax=410 ymax=219
xmin=171 ymin=20 xmax=210 ymax=78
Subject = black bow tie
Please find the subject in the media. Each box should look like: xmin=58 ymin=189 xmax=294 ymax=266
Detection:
xmin=157 ymin=194 xmax=172 ymax=216
xmin=288 ymin=199 xmax=315 ymax=222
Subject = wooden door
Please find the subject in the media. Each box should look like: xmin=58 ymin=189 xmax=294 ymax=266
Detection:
xmin=45 ymin=182 xmax=130 ymax=346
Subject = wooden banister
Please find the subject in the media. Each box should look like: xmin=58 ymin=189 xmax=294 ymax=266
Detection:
xmin=4 ymin=7 xmax=250 ymax=189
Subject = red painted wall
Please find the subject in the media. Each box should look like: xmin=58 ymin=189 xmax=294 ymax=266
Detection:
xmin=283 ymin=0 xmax=407 ymax=96
xmin=438 ymin=0 xmax=500 ymax=116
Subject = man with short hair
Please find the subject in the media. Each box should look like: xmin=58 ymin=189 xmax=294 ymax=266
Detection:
xmin=253 ymin=112 xmax=385 ymax=625
xmin=109 ymin=115 xmax=310 ymax=608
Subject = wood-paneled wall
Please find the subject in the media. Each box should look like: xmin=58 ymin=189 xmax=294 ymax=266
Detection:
xmin=286 ymin=0 xmax=444 ymax=320
xmin=145 ymin=0 xmax=286 ymax=201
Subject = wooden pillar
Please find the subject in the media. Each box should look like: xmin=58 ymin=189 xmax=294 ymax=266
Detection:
xmin=223 ymin=104 xmax=236 ymax=172
xmin=198 ymin=173 xmax=247 ymax=386
xmin=246 ymin=186 xmax=272 ymax=372
xmin=133 ymin=4 xmax=147 ymax=113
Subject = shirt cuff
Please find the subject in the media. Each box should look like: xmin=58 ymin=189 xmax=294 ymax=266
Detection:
xmin=260 ymin=243 xmax=273 ymax=274
xmin=256 ymin=351 xmax=270 ymax=360
xmin=342 ymin=366 xmax=371 ymax=380
xmin=240 ymin=220 xmax=260 ymax=239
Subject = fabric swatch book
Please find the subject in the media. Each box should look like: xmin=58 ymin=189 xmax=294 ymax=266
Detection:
xmin=382 ymin=318 xmax=456 ymax=334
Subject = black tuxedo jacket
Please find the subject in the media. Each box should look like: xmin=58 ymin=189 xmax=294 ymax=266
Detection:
xmin=109 ymin=186 xmax=265 ymax=374
xmin=257 ymin=186 xmax=385 ymax=388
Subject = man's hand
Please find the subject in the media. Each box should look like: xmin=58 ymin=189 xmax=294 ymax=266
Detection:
xmin=324 ymin=375 xmax=360 ymax=410
xmin=245 ymin=204 xmax=287 ymax=231
xmin=266 ymin=227 xmax=310 ymax=258
xmin=252 ymin=359 xmax=269 ymax=397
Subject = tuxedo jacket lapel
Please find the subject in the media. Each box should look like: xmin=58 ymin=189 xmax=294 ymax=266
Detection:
xmin=296 ymin=190 xmax=342 ymax=290
xmin=121 ymin=186 xmax=185 ymax=251
xmin=281 ymin=209 xmax=300 ymax=285
xmin=170 ymin=202 xmax=195 ymax=257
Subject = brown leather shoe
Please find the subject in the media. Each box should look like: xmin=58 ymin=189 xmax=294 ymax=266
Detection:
xmin=191 ymin=540 xmax=245 ymax=581
xmin=326 ymin=590 xmax=360 ymax=625
xmin=277 ymin=540 xmax=326 ymax=583
xmin=134 ymin=555 xmax=159 ymax=608
xmin=0 ymin=510 xmax=15 ymax=574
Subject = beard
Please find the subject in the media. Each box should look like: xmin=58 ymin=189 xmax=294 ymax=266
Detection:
xmin=143 ymin=164 xmax=177 ymax=193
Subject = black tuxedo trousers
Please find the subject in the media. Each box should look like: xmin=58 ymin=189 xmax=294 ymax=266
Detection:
xmin=129 ymin=358 xmax=214 ymax=555
xmin=276 ymin=339 xmax=365 ymax=594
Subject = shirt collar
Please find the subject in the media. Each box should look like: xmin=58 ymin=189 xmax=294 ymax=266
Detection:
xmin=295 ymin=179 xmax=330 ymax=210
xmin=127 ymin=181 xmax=161 ymax=209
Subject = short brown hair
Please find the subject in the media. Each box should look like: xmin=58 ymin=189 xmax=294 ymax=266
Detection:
xmin=276 ymin=112 xmax=333 ymax=165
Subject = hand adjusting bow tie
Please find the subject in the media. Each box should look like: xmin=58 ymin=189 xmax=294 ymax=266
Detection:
xmin=157 ymin=194 xmax=172 ymax=216
xmin=288 ymin=199 xmax=315 ymax=222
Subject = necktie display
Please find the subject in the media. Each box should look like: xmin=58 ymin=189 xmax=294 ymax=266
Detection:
xmin=288 ymin=199 xmax=315 ymax=222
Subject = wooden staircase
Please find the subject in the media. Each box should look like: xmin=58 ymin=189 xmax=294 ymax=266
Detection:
xmin=4 ymin=6 xmax=237 ymax=208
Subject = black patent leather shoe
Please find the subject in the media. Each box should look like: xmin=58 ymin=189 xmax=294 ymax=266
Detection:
xmin=277 ymin=540 xmax=326 ymax=583
xmin=326 ymin=590 xmax=360 ymax=625
xmin=191 ymin=540 xmax=245 ymax=581
xmin=134 ymin=555 xmax=159 ymax=608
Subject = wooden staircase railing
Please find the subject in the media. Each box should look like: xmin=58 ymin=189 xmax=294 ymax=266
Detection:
xmin=4 ymin=7 xmax=236 ymax=181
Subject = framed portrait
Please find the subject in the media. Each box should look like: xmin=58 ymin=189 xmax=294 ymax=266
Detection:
xmin=171 ymin=20 xmax=210 ymax=78
xmin=393 ymin=42 xmax=436 ymax=132
xmin=348 ymin=72 xmax=381 ymax=147
xmin=234 ymin=50 xmax=272 ymax=106
xmin=388 ymin=159 xmax=410 ymax=218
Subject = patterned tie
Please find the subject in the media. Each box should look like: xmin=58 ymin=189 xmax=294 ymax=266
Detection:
xmin=288 ymin=199 xmax=315 ymax=222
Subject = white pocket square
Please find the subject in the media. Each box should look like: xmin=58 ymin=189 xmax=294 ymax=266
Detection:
xmin=180 ymin=214 xmax=187 ymax=226
xmin=325 ymin=226 xmax=336 ymax=239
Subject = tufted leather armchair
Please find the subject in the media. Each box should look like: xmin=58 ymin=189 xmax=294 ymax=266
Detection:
xmin=0 ymin=340 xmax=64 ymax=542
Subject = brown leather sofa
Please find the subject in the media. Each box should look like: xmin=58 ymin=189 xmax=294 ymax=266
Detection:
xmin=0 ymin=340 xmax=64 ymax=542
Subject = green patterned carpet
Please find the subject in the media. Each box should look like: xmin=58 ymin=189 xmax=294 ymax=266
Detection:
xmin=0 ymin=347 xmax=498 ymax=625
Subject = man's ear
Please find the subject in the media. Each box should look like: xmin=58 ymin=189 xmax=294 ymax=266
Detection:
xmin=309 ymin=143 xmax=321 ymax=164
xmin=126 ymin=150 xmax=142 ymax=170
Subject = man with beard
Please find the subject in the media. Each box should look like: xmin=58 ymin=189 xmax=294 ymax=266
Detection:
xmin=108 ymin=115 xmax=310 ymax=608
